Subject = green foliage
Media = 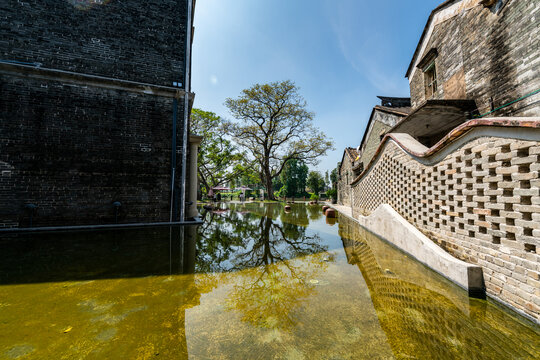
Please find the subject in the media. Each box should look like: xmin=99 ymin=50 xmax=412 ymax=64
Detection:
xmin=326 ymin=188 xmax=337 ymax=200
xmin=306 ymin=171 xmax=325 ymax=195
xmin=330 ymin=162 xmax=340 ymax=189
xmin=275 ymin=185 xmax=287 ymax=199
xmin=224 ymin=80 xmax=334 ymax=200
xmin=310 ymin=193 xmax=319 ymax=201
xmin=272 ymin=176 xmax=283 ymax=193
xmin=191 ymin=108 xmax=251 ymax=195
xmin=280 ymin=159 xmax=308 ymax=198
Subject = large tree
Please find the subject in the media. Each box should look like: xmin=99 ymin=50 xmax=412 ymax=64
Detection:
xmin=224 ymin=80 xmax=334 ymax=200
xmin=191 ymin=108 xmax=249 ymax=195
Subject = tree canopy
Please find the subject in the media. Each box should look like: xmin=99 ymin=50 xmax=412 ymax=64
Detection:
xmin=224 ymin=80 xmax=334 ymax=200
xmin=191 ymin=108 xmax=250 ymax=195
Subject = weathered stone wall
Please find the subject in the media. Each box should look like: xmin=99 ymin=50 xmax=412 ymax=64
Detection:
xmin=338 ymin=156 xmax=353 ymax=207
xmin=351 ymin=130 xmax=540 ymax=322
xmin=0 ymin=74 xmax=186 ymax=227
xmin=2 ymin=0 xmax=188 ymax=87
xmin=359 ymin=111 xmax=404 ymax=170
xmin=409 ymin=1 xmax=540 ymax=117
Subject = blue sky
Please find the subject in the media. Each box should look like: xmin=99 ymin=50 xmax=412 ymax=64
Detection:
xmin=192 ymin=0 xmax=443 ymax=174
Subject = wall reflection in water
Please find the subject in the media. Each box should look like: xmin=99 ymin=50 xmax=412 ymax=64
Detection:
xmin=0 ymin=226 xmax=201 ymax=359
xmin=339 ymin=215 xmax=540 ymax=360
xmin=0 ymin=203 xmax=333 ymax=359
xmin=1 ymin=205 xmax=538 ymax=360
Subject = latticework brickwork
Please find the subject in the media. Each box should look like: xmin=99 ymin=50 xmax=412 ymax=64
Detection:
xmin=351 ymin=137 xmax=540 ymax=322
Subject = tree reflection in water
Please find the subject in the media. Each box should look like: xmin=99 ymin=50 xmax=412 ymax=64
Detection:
xmin=197 ymin=203 xmax=330 ymax=331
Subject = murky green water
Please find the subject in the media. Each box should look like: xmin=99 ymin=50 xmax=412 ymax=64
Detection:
xmin=0 ymin=203 xmax=538 ymax=359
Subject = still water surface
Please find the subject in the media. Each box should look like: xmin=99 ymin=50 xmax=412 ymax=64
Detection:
xmin=0 ymin=203 xmax=538 ymax=359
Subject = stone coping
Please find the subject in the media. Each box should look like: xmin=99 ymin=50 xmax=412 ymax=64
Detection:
xmin=331 ymin=203 xmax=485 ymax=297
xmin=0 ymin=61 xmax=195 ymax=100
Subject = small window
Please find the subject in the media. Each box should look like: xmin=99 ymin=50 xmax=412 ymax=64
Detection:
xmin=417 ymin=48 xmax=438 ymax=99
xmin=424 ymin=61 xmax=437 ymax=98
xmin=481 ymin=0 xmax=508 ymax=13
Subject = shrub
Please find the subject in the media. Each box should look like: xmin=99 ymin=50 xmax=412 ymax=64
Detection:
xmin=326 ymin=188 xmax=337 ymax=200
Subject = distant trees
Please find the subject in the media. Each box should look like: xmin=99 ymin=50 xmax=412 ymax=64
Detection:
xmin=306 ymin=171 xmax=325 ymax=195
xmin=326 ymin=163 xmax=340 ymax=202
xmin=225 ymin=80 xmax=334 ymax=200
xmin=277 ymin=159 xmax=308 ymax=198
xmin=191 ymin=108 xmax=250 ymax=195
xmin=330 ymin=163 xmax=340 ymax=189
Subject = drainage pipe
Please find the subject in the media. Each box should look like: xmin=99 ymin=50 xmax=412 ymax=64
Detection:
xmin=179 ymin=0 xmax=193 ymax=222
xmin=170 ymin=99 xmax=178 ymax=222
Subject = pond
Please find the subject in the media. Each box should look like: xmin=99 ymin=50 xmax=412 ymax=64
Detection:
xmin=0 ymin=203 xmax=538 ymax=359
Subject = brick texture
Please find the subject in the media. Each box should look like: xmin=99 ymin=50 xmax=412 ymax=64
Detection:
xmin=0 ymin=0 xmax=192 ymax=227
xmin=359 ymin=110 xmax=404 ymax=170
xmin=349 ymin=136 xmax=540 ymax=322
xmin=1 ymin=0 xmax=188 ymax=87
xmin=0 ymin=74 xmax=186 ymax=227
xmin=338 ymin=155 xmax=353 ymax=207
xmin=409 ymin=1 xmax=540 ymax=117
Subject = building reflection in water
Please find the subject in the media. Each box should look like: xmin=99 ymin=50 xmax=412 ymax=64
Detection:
xmin=1 ymin=206 xmax=537 ymax=359
xmin=0 ymin=225 xmax=202 ymax=359
xmin=338 ymin=215 xmax=540 ymax=360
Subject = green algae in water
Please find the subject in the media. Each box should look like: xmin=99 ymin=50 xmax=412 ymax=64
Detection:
xmin=0 ymin=203 xmax=538 ymax=359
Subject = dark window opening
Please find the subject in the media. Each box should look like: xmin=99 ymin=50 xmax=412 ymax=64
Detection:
xmin=424 ymin=61 xmax=437 ymax=98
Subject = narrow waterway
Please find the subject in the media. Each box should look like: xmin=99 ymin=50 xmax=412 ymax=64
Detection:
xmin=0 ymin=203 xmax=538 ymax=359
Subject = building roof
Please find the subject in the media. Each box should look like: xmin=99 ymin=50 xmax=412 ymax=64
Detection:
xmin=376 ymin=96 xmax=412 ymax=108
xmin=358 ymin=105 xmax=411 ymax=155
xmin=405 ymin=0 xmax=458 ymax=78
xmin=389 ymin=99 xmax=478 ymax=144
xmin=338 ymin=147 xmax=359 ymax=174
xmin=345 ymin=147 xmax=359 ymax=161
xmin=374 ymin=105 xmax=413 ymax=117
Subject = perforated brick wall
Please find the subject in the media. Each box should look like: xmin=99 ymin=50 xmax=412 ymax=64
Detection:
xmin=351 ymin=137 xmax=540 ymax=322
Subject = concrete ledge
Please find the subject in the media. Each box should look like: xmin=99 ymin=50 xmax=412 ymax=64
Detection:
xmin=357 ymin=204 xmax=485 ymax=297
xmin=0 ymin=61 xmax=194 ymax=100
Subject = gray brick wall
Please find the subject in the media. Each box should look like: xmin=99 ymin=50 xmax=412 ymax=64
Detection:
xmin=1 ymin=0 xmax=188 ymax=87
xmin=0 ymin=0 xmax=192 ymax=227
xmin=409 ymin=1 xmax=540 ymax=117
xmin=360 ymin=111 xmax=404 ymax=170
xmin=0 ymin=74 xmax=186 ymax=227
